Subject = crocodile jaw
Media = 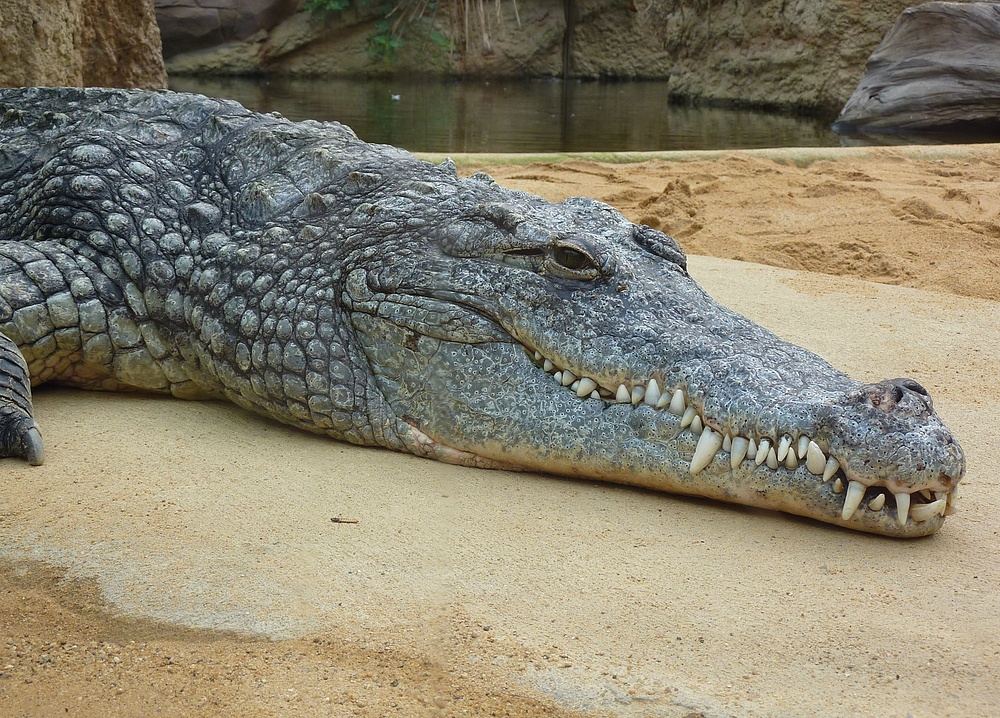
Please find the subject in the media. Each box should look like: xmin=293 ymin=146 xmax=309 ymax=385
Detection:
xmin=353 ymin=315 xmax=962 ymax=538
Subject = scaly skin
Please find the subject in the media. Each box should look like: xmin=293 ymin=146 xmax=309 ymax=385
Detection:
xmin=0 ymin=88 xmax=965 ymax=536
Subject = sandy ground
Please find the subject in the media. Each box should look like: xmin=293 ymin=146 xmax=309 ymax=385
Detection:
xmin=1 ymin=146 xmax=998 ymax=718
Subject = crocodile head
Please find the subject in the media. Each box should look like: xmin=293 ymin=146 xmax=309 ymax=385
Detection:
xmin=345 ymin=167 xmax=964 ymax=537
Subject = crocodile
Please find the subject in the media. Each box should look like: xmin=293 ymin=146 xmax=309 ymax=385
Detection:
xmin=0 ymin=87 xmax=965 ymax=537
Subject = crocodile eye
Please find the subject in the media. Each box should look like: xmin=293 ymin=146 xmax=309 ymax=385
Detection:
xmin=553 ymin=246 xmax=593 ymax=271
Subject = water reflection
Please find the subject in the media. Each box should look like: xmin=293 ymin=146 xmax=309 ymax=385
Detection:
xmin=169 ymin=76 xmax=840 ymax=153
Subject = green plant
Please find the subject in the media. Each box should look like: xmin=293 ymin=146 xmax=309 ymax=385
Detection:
xmin=308 ymin=0 xmax=521 ymax=65
xmin=304 ymin=0 xmax=352 ymax=17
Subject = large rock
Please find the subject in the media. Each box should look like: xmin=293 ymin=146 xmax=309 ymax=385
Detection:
xmin=0 ymin=0 xmax=166 ymax=88
xmin=156 ymin=0 xmax=300 ymax=58
xmin=834 ymin=2 xmax=1000 ymax=133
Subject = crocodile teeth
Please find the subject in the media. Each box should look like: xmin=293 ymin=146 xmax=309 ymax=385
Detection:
xmin=945 ymin=487 xmax=959 ymax=515
xmin=667 ymin=389 xmax=685 ymax=416
xmin=690 ymin=427 xmax=723 ymax=474
xmin=755 ymin=438 xmax=771 ymax=466
xmin=777 ymin=434 xmax=792 ymax=461
xmin=894 ymin=492 xmax=910 ymax=527
xmin=868 ymin=493 xmax=886 ymax=511
xmin=805 ymin=441 xmax=826 ymax=475
xmin=832 ymin=478 xmax=844 ymax=493
xmin=643 ymin=379 xmax=660 ymax=407
xmin=576 ymin=377 xmax=597 ymax=397
xmin=911 ymin=499 xmax=946 ymax=522
xmin=841 ymin=480 xmax=866 ymax=520
xmin=527 ymin=353 xmax=863 ymax=497
xmin=730 ymin=436 xmax=749 ymax=468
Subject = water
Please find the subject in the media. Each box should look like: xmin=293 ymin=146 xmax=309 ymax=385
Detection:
xmin=169 ymin=76 xmax=841 ymax=153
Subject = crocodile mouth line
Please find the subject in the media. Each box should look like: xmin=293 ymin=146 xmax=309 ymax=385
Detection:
xmin=524 ymin=347 xmax=958 ymax=526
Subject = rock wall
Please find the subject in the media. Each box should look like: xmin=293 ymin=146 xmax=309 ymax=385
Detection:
xmin=158 ymin=0 xmax=980 ymax=113
xmin=0 ymin=0 xmax=167 ymax=89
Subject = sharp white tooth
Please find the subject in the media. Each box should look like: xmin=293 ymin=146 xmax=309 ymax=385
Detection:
xmin=797 ymin=435 xmax=810 ymax=459
xmin=822 ymin=456 xmax=840 ymax=482
xmin=766 ymin=447 xmax=778 ymax=470
xmin=667 ymin=389 xmax=685 ymax=416
xmin=777 ymin=435 xmax=792 ymax=461
xmin=576 ymin=377 xmax=597 ymax=397
xmin=784 ymin=450 xmax=798 ymax=470
xmin=747 ymin=438 xmax=757 ymax=458
xmin=690 ymin=427 xmax=723 ymax=474
xmin=644 ymin=379 xmax=660 ymax=407
xmin=570 ymin=380 xmax=580 ymax=392
xmin=681 ymin=406 xmax=696 ymax=428
xmin=562 ymin=370 xmax=577 ymax=387
xmin=616 ymin=384 xmax=631 ymax=403
xmin=730 ymin=436 xmax=749 ymax=468
xmin=911 ymin=500 xmax=946 ymax=522
xmin=894 ymin=492 xmax=910 ymax=527
xmin=590 ymin=390 xmax=600 ymax=400
xmin=868 ymin=493 xmax=886 ymax=511
xmin=690 ymin=415 xmax=703 ymax=435
xmin=945 ymin=487 xmax=959 ymax=515
xmin=805 ymin=441 xmax=826 ymax=475
xmin=656 ymin=390 xmax=671 ymax=410
xmin=630 ymin=385 xmax=645 ymax=404
xmin=918 ymin=489 xmax=932 ymax=501
xmin=832 ymin=478 xmax=844 ymax=493
xmin=534 ymin=351 xmax=543 ymax=361
xmin=553 ymin=371 xmax=563 ymax=383
xmin=722 ymin=434 xmax=732 ymax=452
xmin=755 ymin=439 xmax=770 ymax=466
xmin=543 ymin=359 xmax=554 ymax=372
xmin=842 ymin=480 xmax=865 ymax=520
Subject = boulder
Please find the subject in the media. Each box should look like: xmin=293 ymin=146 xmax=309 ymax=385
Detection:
xmin=833 ymin=2 xmax=1000 ymax=134
xmin=155 ymin=0 xmax=300 ymax=58
xmin=0 ymin=0 xmax=166 ymax=89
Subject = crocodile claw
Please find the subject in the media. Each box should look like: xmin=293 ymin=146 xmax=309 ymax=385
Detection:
xmin=0 ymin=410 xmax=44 ymax=465
xmin=1 ymin=332 xmax=43 ymax=465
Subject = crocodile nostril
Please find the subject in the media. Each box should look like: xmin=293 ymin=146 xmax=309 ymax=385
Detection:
xmin=890 ymin=384 xmax=904 ymax=403
xmin=900 ymin=379 xmax=929 ymax=396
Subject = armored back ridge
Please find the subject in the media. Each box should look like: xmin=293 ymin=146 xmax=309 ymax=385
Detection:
xmin=0 ymin=88 xmax=965 ymax=536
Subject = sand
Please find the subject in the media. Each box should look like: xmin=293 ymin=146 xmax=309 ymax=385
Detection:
xmin=1 ymin=147 xmax=998 ymax=718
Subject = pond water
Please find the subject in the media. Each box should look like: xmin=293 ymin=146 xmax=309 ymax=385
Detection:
xmin=169 ymin=76 xmax=842 ymax=153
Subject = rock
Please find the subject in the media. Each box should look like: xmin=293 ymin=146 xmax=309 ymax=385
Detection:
xmin=0 ymin=0 xmax=166 ymax=89
xmin=155 ymin=0 xmax=300 ymax=58
xmin=834 ymin=2 xmax=1000 ymax=134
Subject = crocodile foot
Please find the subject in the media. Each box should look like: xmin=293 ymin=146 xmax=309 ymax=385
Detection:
xmin=0 ymin=408 xmax=44 ymax=465
xmin=1 ymin=333 xmax=43 ymax=465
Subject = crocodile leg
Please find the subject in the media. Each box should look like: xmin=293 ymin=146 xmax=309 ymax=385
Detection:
xmin=0 ymin=331 xmax=43 ymax=465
